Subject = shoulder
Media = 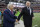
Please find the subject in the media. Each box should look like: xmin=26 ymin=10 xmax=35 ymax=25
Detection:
xmin=3 ymin=9 xmax=10 ymax=15
xmin=4 ymin=9 xmax=9 ymax=12
xmin=4 ymin=9 xmax=7 ymax=12
xmin=4 ymin=9 xmax=9 ymax=13
xmin=23 ymin=7 xmax=27 ymax=9
xmin=31 ymin=7 xmax=33 ymax=10
xmin=22 ymin=7 xmax=26 ymax=10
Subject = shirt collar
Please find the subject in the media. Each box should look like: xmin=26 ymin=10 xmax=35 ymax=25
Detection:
xmin=27 ymin=7 xmax=30 ymax=8
xmin=9 ymin=9 xmax=11 ymax=11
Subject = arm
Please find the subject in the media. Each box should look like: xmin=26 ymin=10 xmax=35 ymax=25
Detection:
xmin=32 ymin=9 xmax=34 ymax=17
xmin=17 ymin=9 xmax=24 ymax=21
xmin=14 ymin=11 xmax=17 ymax=19
xmin=31 ymin=8 xmax=34 ymax=19
xmin=9 ymin=11 xmax=17 ymax=18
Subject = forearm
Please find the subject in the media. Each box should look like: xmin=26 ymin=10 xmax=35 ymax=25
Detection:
xmin=17 ymin=14 xmax=22 ymax=21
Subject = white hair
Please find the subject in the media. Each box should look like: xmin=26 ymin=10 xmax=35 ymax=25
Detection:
xmin=26 ymin=1 xmax=31 ymax=4
xmin=7 ymin=4 xmax=13 ymax=8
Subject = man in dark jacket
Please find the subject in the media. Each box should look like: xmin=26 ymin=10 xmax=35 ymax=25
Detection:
xmin=3 ymin=4 xmax=17 ymax=27
xmin=17 ymin=1 xmax=34 ymax=27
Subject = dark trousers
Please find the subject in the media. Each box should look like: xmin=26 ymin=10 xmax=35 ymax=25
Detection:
xmin=24 ymin=20 xmax=32 ymax=27
xmin=24 ymin=22 xmax=32 ymax=27
xmin=25 ymin=24 xmax=32 ymax=27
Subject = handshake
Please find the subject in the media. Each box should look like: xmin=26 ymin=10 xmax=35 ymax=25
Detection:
xmin=15 ymin=19 xmax=20 ymax=25
xmin=16 ymin=19 xmax=18 ymax=22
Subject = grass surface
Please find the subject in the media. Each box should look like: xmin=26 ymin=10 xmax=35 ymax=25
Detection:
xmin=32 ymin=13 xmax=40 ymax=27
xmin=21 ymin=13 xmax=40 ymax=27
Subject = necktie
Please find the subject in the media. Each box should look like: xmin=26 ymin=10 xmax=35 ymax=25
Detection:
xmin=11 ymin=11 xmax=13 ymax=14
xmin=28 ymin=7 xmax=31 ymax=15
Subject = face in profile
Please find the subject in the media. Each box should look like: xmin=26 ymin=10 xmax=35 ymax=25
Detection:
xmin=26 ymin=2 xmax=31 ymax=7
xmin=10 ymin=5 xmax=13 ymax=9
xmin=9 ymin=4 xmax=14 ymax=10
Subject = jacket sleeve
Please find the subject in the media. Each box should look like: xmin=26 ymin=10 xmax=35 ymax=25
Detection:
xmin=32 ymin=8 xmax=34 ymax=17
xmin=17 ymin=9 xmax=24 ymax=21
xmin=3 ymin=11 xmax=16 ymax=22
xmin=8 ymin=11 xmax=17 ymax=19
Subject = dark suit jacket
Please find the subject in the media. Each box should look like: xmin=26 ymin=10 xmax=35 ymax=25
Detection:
xmin=3 ymin=9 xmax=17 ymax=27
xmin=17 ymin=7 xmax=34 ymax=25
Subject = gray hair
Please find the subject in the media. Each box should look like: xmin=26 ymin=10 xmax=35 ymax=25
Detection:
xmin=7 ymin=4 xmax=13 ymax=8
xmin=26 ymin=1 xmax=31 ymax=4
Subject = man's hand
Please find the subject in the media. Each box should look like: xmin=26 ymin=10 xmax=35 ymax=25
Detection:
xmin=16 ymin=19 xmax=20 ymax=24
xmin=16 ymin=19 xmax=18 ymax=22
xmin=32 ymin=17 xmax=35 ymax=20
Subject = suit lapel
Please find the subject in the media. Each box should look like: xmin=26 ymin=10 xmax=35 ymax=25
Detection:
xmin=25 ymin=7 xmax=33 ymax=15
xmin=7 ymin=9 xmax=14 ymax=15
xmin=26 ymin=7 xmax=30 ymax=14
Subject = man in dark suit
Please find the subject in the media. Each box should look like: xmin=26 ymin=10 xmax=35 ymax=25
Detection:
xmin=3 ymin=4 xmax=17 ymax=27
xmin=17 ymin=1 xmax=34 ymax=27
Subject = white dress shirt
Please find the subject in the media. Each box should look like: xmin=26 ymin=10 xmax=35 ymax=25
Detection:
xmin=9 ymin=9 xmax=11 ymax=11
xmin=27 ymin=7 xmax=32 ymax=15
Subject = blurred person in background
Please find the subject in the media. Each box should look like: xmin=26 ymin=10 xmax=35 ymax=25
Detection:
xmin=0 ymin=9 xmax=2 ymax=27
xmin=15 ymin=9 xmax=20 ymax=17
xmin=17 ymin=1 xmax=34 ymax=27
xmin=1 ymin=11 xmax=4 ymax=18
xmin=3 ymin=4 xmax=17 ymax=27
xmin=0 ymin=9 xmax=2 ymax=20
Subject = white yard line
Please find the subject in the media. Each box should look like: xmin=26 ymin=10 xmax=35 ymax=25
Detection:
xmin=15 ymin=20 xmax=24 ymax=27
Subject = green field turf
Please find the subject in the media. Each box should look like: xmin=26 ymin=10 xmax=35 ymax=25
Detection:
xmin=32 ymin=13 xmax=40 ymax=27
xmin=21 ymin=13 xmax=40 ymax=27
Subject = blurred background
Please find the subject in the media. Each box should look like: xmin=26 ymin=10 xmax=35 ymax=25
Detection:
xmin=0 ymin=0 xmax=40 ymax=27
